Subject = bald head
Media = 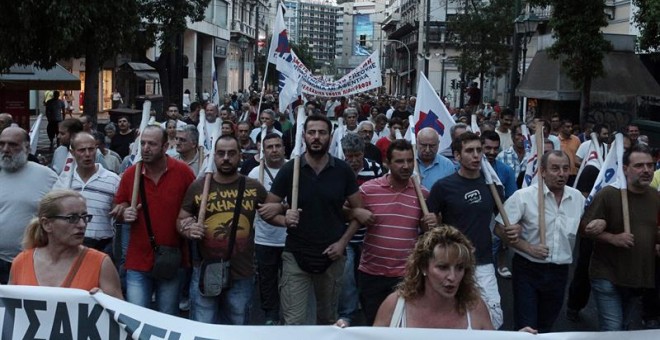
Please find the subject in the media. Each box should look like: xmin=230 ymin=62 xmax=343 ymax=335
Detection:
xmin=417 ymin=127 xmax=440 ymax=164
xmin=70 ymin=131 xmax=96 ymax=149
xmin=0 ymin=126 xmax=29 ymax=144
xmin=0 ymin=113 xmax=13 ymax=132
xmin=417 ymin=127 xmax=439 ymax=140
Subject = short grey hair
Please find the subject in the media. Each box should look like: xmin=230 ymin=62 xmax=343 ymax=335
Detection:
xmin=341 ymin=132 xmax=364 ymax=154
xmin=178 ymin=124 xmax=199 ymax=146
xmin=450 ymin=123 xmax=468 ymax=138
xmin=344 ymin=108 xmax=358 ymax=117
xmin=357 ymin=120 xmax=374 ymax=132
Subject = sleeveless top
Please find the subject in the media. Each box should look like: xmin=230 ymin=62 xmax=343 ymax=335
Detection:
xmin=389 ymin=296 xmax=473 ymax=329
xmin=11 ymin=247 xmax=107 ymax=290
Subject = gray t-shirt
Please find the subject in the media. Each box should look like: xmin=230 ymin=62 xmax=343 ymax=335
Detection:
xmin=0 ymin=162 xmax=57 ymax=262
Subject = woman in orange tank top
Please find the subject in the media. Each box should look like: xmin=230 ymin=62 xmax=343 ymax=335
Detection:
xmin=9 ymin=190 xmax=122 ymax=299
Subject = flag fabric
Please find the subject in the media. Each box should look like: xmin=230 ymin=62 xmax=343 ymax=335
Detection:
xmin=585 ymin=133 xmax=625 ymax=206
xmin=61 ymin=151 xmax=76 ymax=188
xmin=197 ymin=109 xmax=208 ymax=151
xmin=291 ymin=106 xmax=306 ymax=158
xmin=268 ymin=3 xmax=295 ymax=77
xmin=413 ymin=73 xmax=455 ymax=152
xmin=211 ymin=42 xmax=220 ymax=106
xmin=330 ymin=118 xmax=346 ymax=159
xmin=522 ymin=137 xmax=539 ymax=188
xmin=573 ymin=132 xmax=603 ymax=188
xmin=29 ymin=113 xmax=44 ymax=154
xmin=520 ymin=124 xmax=532 ymax=155
xmin=201 ymin=126 xmax=221 ymax=175
xmin=133 ymin=100 xmax=152 ymax=164
xmin=279 ymin=72 xmax=301 ymax=114
xmin=481 ymin=156 xmax=503 ymax=187
xmin=470 ymin=114 xmax=480 ymax=135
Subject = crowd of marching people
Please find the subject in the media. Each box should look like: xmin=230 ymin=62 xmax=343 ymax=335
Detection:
xmin=1 ymin=88 xmax=659 ymax=333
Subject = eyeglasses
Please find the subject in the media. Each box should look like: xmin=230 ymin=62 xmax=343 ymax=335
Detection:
xmin=49 ymin=214 xmax=93 ymax=224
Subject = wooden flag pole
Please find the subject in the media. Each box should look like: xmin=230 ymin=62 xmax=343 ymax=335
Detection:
xmin=197 ymin=146 xmax=204 ymax=172
xmin=130 ymin=162 xmax=142 ymax=208
xmin=411 ymin=146 xmax=429 ymax=215
xmin=489 ymin=183 xmax=516 ymax=243
xmin=258 ymin=124 xmax=267 ymax=184
xmin=621 ymin=189 xmax=631 ymax=234
xmin=197 ymin=173 xmax=213 ymax=222
xmin=535 ymin=121 xmax=546 ymax=246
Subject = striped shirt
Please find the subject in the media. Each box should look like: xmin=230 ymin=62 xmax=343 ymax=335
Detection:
xmin=358 ymin=175 xmax=428 ymax=277
xmin=53 ymin=164 xmax=120 ymax=240
xmin=350 ymin=158 xmax=384 ymax=244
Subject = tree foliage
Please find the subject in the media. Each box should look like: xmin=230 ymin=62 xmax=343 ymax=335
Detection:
xmin=0 ymin=1 xmax=140 ymax=120
xmin=529 ymin=0 xmax=611 ymax=118
xmin=448 ymin=0 xmax=515 ymax=84
xmin=136 ymin=0 xmax=211 ymax=106
xmin=634 ymin=0 xmax=660 ymax=53
xmin=291 ymin=38 xmax=317 ymax=73
xmin=530 ymin=0 xmax=611 ymax=88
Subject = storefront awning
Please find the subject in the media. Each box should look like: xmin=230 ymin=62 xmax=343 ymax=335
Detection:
xmin=517 ymin=50 xmax=660 ymax=101
xmin=120 ymin=62 xmax=160 ymax=80
xmin=0 ymin=64 xmax=80 ymax=90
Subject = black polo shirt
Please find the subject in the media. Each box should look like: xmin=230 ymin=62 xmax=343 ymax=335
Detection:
xmin=270 ymin=153 xmax=359 ymax=252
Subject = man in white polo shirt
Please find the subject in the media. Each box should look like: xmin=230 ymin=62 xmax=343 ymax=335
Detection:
xmin=53 ymin=132 xmax=122 ymax=254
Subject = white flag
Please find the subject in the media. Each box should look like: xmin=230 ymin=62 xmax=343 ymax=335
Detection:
xmin=585 ymin=133 xmax=625 ymax=207
xmin=470 ymin=114 xmax=481 ymax=136
xmin=133 ymin=100 xmax=152 ymax=163
xmin=573 ymin=132 xmax=603 ymax=188
xmin=279 ymin=73 xmax=301 ymax=114
xmin=29 ymin=113 xmax=44 ymax=155
xmin=413 ymin=73 xmax=455 ymax=152
xmin=211 ymin=54 xmax=220 ymax=106
xmin=290 ymin=106 xmax=306 ymax=158
xmin=481 ymin=156 xmax=503 ymax=187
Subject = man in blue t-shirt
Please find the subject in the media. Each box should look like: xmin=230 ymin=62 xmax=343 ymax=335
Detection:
xmin=427 ymin=131 xmax=503 ymax=329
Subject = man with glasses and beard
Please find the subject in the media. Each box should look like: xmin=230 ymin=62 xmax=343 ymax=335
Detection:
xmin=178 ymin=135 xmax=268 ymax=324
xmin=0 ymin=127 xmax=58 ymax=283
xmin=263 ymin=115 xmax=364 ymax=325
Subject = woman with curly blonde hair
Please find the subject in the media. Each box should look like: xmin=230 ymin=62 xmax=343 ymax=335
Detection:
xmin=373 ymin=226 xmax=492 ymax=329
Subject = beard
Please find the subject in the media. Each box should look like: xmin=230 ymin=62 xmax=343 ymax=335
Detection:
xmin=216 ymin=160 xmax=238 ymax=176
xmin=0 ymin=149 xmax=28 ymax=172
xmin=305 ymin=140 xmax=329 ymax=157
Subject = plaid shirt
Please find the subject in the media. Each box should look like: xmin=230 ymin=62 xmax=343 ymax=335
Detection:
xmin=497 ymin=146 xmax=525 ymax=174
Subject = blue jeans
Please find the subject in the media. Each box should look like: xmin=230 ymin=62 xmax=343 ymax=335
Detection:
xmin=512 ymin=254 xmax=568 ymax=332
xmin=190 ymin=265 xmax=255 ymax=325
xmin=591 ymin=278 xmax=641 ymax=331
xmin=126 ymin=270 xmax=180 ymax=316
xmin=337 ymin=243 xmax=361 ymax=323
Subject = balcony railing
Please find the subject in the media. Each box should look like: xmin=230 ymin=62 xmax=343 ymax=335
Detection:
xmin=231 ymin=20 xmax=255 ymax=37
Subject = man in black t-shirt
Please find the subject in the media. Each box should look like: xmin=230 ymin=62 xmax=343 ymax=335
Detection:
xmin=110 ymin=116 xmax=136 ymax=159
xmin=426 ymin=132 xmax=503 ymax=329
xmin=264 ymin=115 xmax=363 ymax=325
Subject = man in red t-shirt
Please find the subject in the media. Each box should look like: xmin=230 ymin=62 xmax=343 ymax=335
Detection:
xmin=115 ymin=125 xmax=195 ymax=316
xmin=334 ymin=96 xmax=348 ymax=119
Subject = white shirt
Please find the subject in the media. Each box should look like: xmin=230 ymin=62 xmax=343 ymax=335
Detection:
xmin=248 ymin=164 xmax=287 ymax=247
xmin=53 ymin=164 xmax=120 ymax=240
xmin=576 ymin=140 xmax=608 ymax=167
xmin=495 ymin=183 xmax=584 ymax=265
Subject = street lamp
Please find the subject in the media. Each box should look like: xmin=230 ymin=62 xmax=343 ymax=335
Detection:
xmin=514 ymin=11 xmax=539 ymax=117
xmin=238 ymin=36 xmax=249 ymax=91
